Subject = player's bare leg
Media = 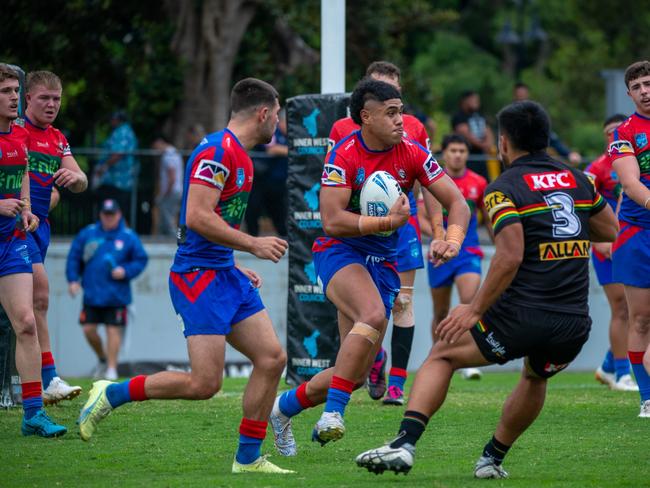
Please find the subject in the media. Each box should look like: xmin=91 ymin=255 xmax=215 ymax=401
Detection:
xmin=82 ymin=323 xmax=107 ymax=377
xmin=382 ymin=270 xmax=415 ymax=405
xmin=624 ymin=286 xmax=650 ymax=417
xmin=455 ymin=272 xmax=483 ymax=380
xmin=0 ymin=272 xmax=66 ymax=436
xmin=596 ymin=283 xmax=635 ymax=390
xmin=105 ymin=325 xmax=123 ymax=380
xmin=36 ymin=271 xmax=81 ymax=401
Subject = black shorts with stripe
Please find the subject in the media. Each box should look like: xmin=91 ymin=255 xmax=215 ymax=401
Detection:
xmin=79 ymin=305 xmax=128 ymax=327
xmin=469 ymin=299 xmax=591 ymax=378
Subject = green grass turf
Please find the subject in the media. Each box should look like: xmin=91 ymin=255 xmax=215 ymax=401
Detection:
xmin=2 ymin=372 xmax=647 ymax=487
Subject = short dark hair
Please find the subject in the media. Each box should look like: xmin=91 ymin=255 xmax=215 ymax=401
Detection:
xmin=366 ymin=61 xmax=401 ymax=80
xmin=0 ymin=64 xmax=19 ymax=83
xmin=460 ymin=89 xmax=478 ymax=101
xmin=230 ymin=78 xmax=278 ymax=114
xmin=624 ymin=61 xmax=650 ymax=88
xmin=514 ymin=81 xmax=529 ymax=90
xmin=350 ymin=78 xmax=401 ymax=125
xmin=441 ymin=133 xmax=470 ymax=151
xmin=497 ymin=101 xmax=550 ymax=153
xmin=603 ymin=113 xmax=628 ymax=127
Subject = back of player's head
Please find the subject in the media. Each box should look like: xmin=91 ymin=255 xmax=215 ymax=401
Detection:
xmin=0 ymin=64 xmax=19 ymax=83
xmin=603 ymin=113 xmax=628 ymax=127
xmin=26 ymin=71 xmax=61 ymax=92
xmin=366 ymin=61 xmax=401 ymax=81
xmin=230 ymin=78 xmax=278 ymax=115
xmin=624 ymin=61 xmax=650 ymax=88
xmin=497 ymin=101 xmax=550 ymax=153
xmin=441 ymin=133 xmax=470 ymax=151
xmin=350 ymin=78 xmax=401 ymax=125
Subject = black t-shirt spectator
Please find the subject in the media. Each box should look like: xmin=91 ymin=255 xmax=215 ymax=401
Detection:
xmin=452 ymin=110 xmax=488 ymax=154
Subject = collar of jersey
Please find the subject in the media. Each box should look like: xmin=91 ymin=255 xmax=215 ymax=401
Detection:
xmin=510 ymin=151 xmax=551 ymax=166
xmin=224 ymin=128 xmax=245 ymax=149
xmin=25 ymin=116 xmax=49 ymax=131
xmin=357 ymin=130 xmax=394 ymax=154
xmin=634 ymin=111 xmax=650 ymax=121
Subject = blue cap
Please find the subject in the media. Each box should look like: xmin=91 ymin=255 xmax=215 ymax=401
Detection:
xmin=100 ymin=199 xmax=120 ymax=214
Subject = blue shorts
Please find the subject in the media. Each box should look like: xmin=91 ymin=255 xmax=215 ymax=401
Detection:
xmin=612 ymin=222 xmax=650 ymax=288
xmin=427 ymin=248 xmax=482 ymax=288
xmin=591 ymin=250 xmax=615 ymax=286
xmin=0 ymin=232 xmax=32 ymax=278
xmin=26 ymin=219 xmax=50 ymax=265
xmin=312 ymin=237 xmax=400 ymax=319
xmin=395 ymin=215 xmax=424 ymax=272
xmin=168 ymin=267 xmax=265 ymax=337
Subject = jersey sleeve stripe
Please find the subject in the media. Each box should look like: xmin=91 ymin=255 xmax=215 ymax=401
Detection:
xmin=492 ymin=208 xmax=520 ymax=230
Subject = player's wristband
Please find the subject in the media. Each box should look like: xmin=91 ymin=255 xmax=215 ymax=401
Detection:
xmin=358 ymin=215 xmax=392 ymax=235
xmin=21 ymin=198 xmax=31 ymax=211
xmin=445 ymin=224 xmax=466 ymax=247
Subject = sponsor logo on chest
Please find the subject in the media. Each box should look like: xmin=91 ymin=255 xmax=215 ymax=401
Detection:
xmin=524 ymin=171 xmax=577 ymax=191
xmin=539 ymin=240 xmax=590 ymax=261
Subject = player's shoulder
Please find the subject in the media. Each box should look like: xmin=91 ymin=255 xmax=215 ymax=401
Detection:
xmin=10 ymin=123 xmax=29 ymax=138
xmin=327 ymin=130 xmax=359 ymax=162
xmin=466 ymin=169 xmax=488 ymax=185
xmin=403 ymin=114 xmax=425 ymax=131
xmin=332 ymin=117 xmax=358 ymax=133
xmin=399 ymin=136 xmax=429 ymax=156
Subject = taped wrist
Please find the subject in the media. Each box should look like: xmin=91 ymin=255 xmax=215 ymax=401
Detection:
xmin=358 ymin=216 xmax=392 ymax=236
xmin=445 ymin=224 xmax=465 ymax=248
xmin=349 ymin=321 xmax=380 ymax=344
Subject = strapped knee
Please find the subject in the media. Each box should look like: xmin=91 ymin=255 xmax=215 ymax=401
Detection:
xmin=349 ymin=321 xmax=380 ymax=344
xmin=393 ymin=288 xmax=414 ymax=327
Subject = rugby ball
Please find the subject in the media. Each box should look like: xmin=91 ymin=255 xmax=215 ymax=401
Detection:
xmin=360 ymin=170 xmax=403 ymax=236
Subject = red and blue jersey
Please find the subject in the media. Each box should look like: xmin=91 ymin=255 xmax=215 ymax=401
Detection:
xmin=0 ymin=124 xmax=29 ymax=240
xmin=609 ymin=113 xmax=650 ymax=228
xmin=584 ymin=151 xmax=620 ymax=211
xmin=445 ymin=169 xmax=487 ymax=256
xmin=24 ymin=117 xmax=72 ymax=219
xmin=322 ymin=130 xmax=443 ymax=258
xmin=329 ymin=114 xmax=430 ymax=216
xmin=172 ymin=129 xmax=253 ymax=272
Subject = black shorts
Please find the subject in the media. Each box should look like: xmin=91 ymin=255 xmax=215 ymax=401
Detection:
xmin=79 ymin=305 xmax=128 ymax=327
xmin=469 ymin=300 xmax=591 ymax=378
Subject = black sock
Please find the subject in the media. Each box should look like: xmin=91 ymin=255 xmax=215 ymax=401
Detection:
xmin=482 ymin=435 xmax=511 ymax=465
xmin=391 ymin=326 xmax=414 ymax=370
xmin=390 ymin=410 xmax=429 ymax=448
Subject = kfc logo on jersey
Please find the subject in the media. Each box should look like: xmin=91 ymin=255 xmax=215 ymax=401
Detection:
xmin=422 ymin=154 xmax=442 ymax=181
xmin=524 ymin=171 xmax=577 ymax=191
xmin=194 ymin=159 xmax=229 ymax=190
xmin=321 ymin=164 xmax=346 ymax=186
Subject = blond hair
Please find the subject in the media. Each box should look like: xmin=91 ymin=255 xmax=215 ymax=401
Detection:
xmin=26 ymin=70 xmax=62 ymax=92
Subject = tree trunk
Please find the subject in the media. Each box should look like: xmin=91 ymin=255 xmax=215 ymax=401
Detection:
xmin=164 ymin=0 xmax=258 ymax=148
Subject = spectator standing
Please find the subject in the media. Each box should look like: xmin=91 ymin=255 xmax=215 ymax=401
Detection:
xmin=151 ymin=136 xmax=183 ymax=237
xmin=244 ymin=108 xmax=288 ymax=237
xmin=94 ymin=111 xmax=138 ymax=222
xmin=451 ymin=90 xmax=495 ymax=179
xmin=66 ymin=199 xmax=148 ymax=381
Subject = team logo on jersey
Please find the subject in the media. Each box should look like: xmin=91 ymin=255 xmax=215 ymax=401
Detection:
xmin=115 ymin=239 xmax=124 ymax=251
xmin=608 ymin=139 xmax=634 ymax=155
xmin=484 ymin=191 xmax=516 ymax=219
xmin=236 ymin=168 xmax=245 ymax=188
xmin=322 ymin=164 xmax=346 ymax=186
xmin=524 ymin=171 xmax=577 ymax=191
xmin=355 ymin=168 xmax=365 ymax=185
xmin=538 ymin=240 xmax=590 ymax=261
xmin=635 ymin=132 xmax=648 ymax=149
xmin=422 ymin=154 xmax=442 ymax=181
xmin=194 ymin=159 xmax=229 ymax=190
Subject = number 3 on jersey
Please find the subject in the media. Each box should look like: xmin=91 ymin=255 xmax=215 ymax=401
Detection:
xmin=544 ymin=192 xmax=581 ymax=238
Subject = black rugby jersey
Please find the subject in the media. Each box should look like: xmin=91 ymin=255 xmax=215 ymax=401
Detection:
xmin=484 ymin=152 xmax=606 ymax=315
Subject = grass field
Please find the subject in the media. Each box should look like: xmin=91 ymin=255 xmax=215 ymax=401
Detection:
xmin=2 ymin=372 xmax=647 ymax=487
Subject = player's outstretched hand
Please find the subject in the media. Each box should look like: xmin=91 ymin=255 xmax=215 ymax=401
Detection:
xmin=436 ymin=304 xmax=480 ymax=344
xmin=0 ymin=198 xmax=24 ymax=217
xmin=429 ymin=240 xmax=460 ymax=267
xmin=238 ymin=266 xmax=262 ymax=288
xmin=388 ymin=194 xmax=410 ymax=229
xmin=251 ymin=236 xmax=288 ymax=263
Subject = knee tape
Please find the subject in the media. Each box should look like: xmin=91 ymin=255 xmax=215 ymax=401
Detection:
xmin=393 ymin=289 xmax=414 ymax=327
xmin=349 ymin=322 xmax=380 ymax=344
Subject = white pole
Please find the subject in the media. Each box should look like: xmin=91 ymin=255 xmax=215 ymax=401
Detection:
xmin=321 ymin=0 xmax=346 ymax=94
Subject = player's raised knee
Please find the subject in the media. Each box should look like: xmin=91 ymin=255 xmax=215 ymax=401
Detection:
xmin=255 ymin=347 xmax=287 ymax=376
xmin=33 ymin=290 xmax=49 ymax=313
xmin=189 ymin=377 xmax=222 ymax=400
xmin=13 ymin=312 xmax=38 ymax=338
